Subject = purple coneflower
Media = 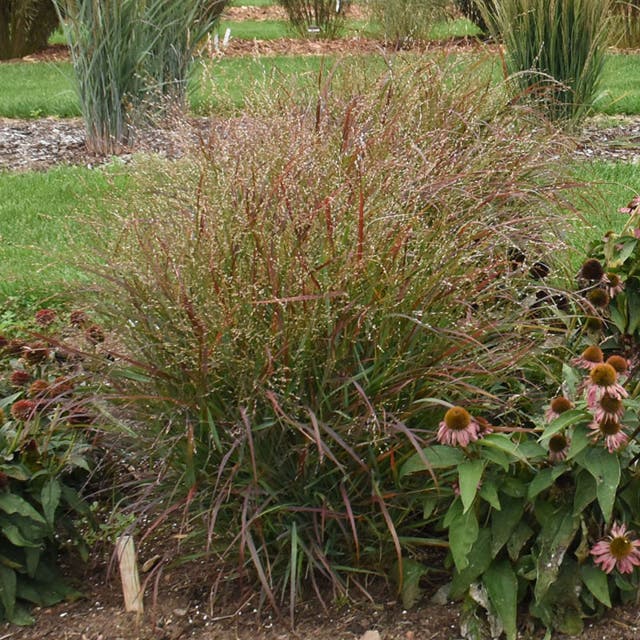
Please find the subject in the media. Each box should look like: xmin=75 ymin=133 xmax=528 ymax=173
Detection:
xmin=592 ymin=393 xmax=625 ymax=423
xmin=604 ymin=273 xmax=624 ymax=298
xmin=573 ymin=345 xmax=604 ymax=370
xmin=34 ymin=308 xmax=57 ymax=327
xmin=585 ymin=363 xmax=628 ymax=407
xmin=545 ymin=396 xmax=574 ymax=422
xmin=579 ymin=259 xmax=605 ymax=281
xmin=588 ymin=416 xmax=629 ymax=453
xmin=548 ymin=433 xmax=570 ymax=462
xmin=591 ymin=522 xmax=640 ymax=574
xmin=606 ymin=354 xmax=629 ymax=376
xmin=437 ymin=406 xmax=480 ymax=447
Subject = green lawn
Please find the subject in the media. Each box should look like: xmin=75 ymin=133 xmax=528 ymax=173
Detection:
xmin=0 ymin=166 xmax=129 ymax=301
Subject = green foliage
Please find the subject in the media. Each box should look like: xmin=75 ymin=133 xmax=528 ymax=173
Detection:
xmin=276 ymin=0 xmax=349 ymax=38
xmin=84 ymin=57 xmax=577 ymax=616
xmin=366 ymin=0 xmax=449 ymax=47
xmin=484 ymin=0 xmax=612 ymax=124
xmin=0 ymin=0 xmax=59 ymax=60
xmin=453 ymin=0 xmax=496 ymax=34
xmin=0 ymin=309 xmax=97 ymax=624
xmin=53 ymin=0 xmax=227 ymax=153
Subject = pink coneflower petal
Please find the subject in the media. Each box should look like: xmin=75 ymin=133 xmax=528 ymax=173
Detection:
xmin=548 ymin=433 xmax=570 ymax=462
xmin=604 ymin=273 xmax=624 ymax=298
xmin=588 ymin=418 xmax=629 ymax=453
xmin=585 ymin=363 xmax=628 ymax=408
xmin=591 ymin=522 xmax=640 ymax=574
xmin=437 ymin=407 xmax=480 ymax=447
xmin=592 ymin=393 xmax=625 ymax=423
xmin=572 ymin=345 xmax=604 ymax=370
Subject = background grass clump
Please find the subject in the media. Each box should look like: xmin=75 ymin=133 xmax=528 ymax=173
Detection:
xmin=79 ymin=56 xmax=581 ymax=614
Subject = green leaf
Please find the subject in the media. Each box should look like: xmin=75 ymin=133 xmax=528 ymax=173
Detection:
xmin=0 ymin=523 xmax=41 ymax=549
xmin=41 ymin=478 xmax=61 ymax=528
xmin=400 ymin=446 xmax=466 ymax=477
xmin=483 ymin=559 xmax=518 ymax=640
xmin=450 ymin=529 xmax=492 ymax=599
xmin=0 ymin=494 xmax=46 ymax=525
xmin=534 ymin=510 xmax=580 ymax=602
xmin=478 ymin=433 xmax=532 ymax=467
xmin=610 ymin=238 xmax=637 ymax=268
xmin=573 ymin=470 xmax=597 ymax=516
xmin=491 ymin=497 xmax=524 ymax=557
xmin=581 ymin=563 xmax=611 ymax=607
xmin=0 ymin=565 xmax=16 ymax=620
xmin=580 ymin=448 xmax=621 ymax=523
xmin=478 ymin=481 xmax=501 ymax=510
xmin=398 ymin=558 xmax=427 ymax=609
xmin=528 ymin=465 xmax=567 ymax=500
xmin=566 ymin=424 xmax=590 ymax=460
xmin=447 ymin=500 xmax=479 ymax=571
xmin=458 ymin=459 xmax=485 ymax=513
xmin=507 ymin=521 xmax=533 ymax=562
xmin=516 ymin=440 xmax=546 ymax=459
xmin=539 ymin=409 xmax=590 ymax=443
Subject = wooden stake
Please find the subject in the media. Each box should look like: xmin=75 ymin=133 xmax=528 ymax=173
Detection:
xmin=116 ymin=535 xmax=144 ymax=613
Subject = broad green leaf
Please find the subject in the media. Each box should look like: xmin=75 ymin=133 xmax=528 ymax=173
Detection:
xmin=581 ymin=563 xmax=611 ymax=607
xmin=0 ymin=392 xmax=21 ymax=411
xmin=478 ymin=481 xmax=501 ymax=510
xmin=0 ymin=565 xmax=16 ymax=620
xmin=528 ymin=465 xmax=567 ymax=500
xmin=580 ymin=448 xmax=620 ymax=523
xmin=41 ymin=478 xmax=61 ymax=528
xmin=478 ymin=434 xmax=532 ymax=466
xmin=24 ymin=548 xmax=41 ymax=578
xmin=627 ymin=288 xmax=640 ymax=335
xmin=516 ymin=440 xmax=546 ymax=459
xmin=534 ymin=510 xmax=580 ymax=602
xmin=0 ymin=524 xmax=41 ymax=549
xmin=573 ymin=470 xmax=597 ymax=516
xmin=447 ymin=501 xmax=479 ymax=571
xmin=398 ymin=558 xmax=427 ymax=609
xmin=483 ymin=559 xmax=518 ymax=640
xmin=5 ymin=601 xmax=33 ymax=626
xmin=566 ymin=424 xmax=590 ymax=460
xmin=610 ymin=238 xmax=637 ymax=268
xmin=507 ymin=521 xmax=534 ymax=562
xmin=450 ymin=529 xmax=492 ymax=599
xmin=561 ymin=363 xmax=581 ymax=397
xmin=458 ymin=459 xmax=485 ymax=514
xmin=400 ymin=446 xmax=466 ymax=477
xmin=539 ymin=409 xmax=590 ymax=443
xmin=491 ymin=497 xmax=524 ymax=557
xmin=0 ymin=494 xmax=46 ymax=524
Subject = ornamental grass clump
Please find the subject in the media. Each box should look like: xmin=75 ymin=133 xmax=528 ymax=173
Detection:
xmin=481 ymin=0 xmax=611 ymax=124
xmin=53 ymin=0 xmax=226 ymax=153
xmin=277 ymin=0 xmax=349 ymax=38
xmin=84 ymin=57 xmax=579 ymax=616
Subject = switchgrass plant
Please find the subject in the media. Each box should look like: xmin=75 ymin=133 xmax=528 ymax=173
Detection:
xmin=276 ymin=0 xmax=349 ymax=38
xmin=53 ymin=0 xmax=227 ymax=153
xmin=83 ymin=56 xmax=579 ymax=616
xmin=366 ymin=0 xmax=450 ymax=47
xmin=483 ymin=0 xmax=612 ymax=124
xmin=609 ymin=1 xmax=640 ymax=49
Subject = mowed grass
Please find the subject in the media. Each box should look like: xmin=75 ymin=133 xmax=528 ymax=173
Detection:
xmin=0 ymin=166 xmax=129 ymax=301
xmin=3 ymin=51 xmax=640 ymax=119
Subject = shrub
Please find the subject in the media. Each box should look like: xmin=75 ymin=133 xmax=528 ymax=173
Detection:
xmin=53 ymin=0 xmax=227 ymax=153
xmin=0 ymin=0 xmax=59 ymax=60
xmin=367 ymin=0 xmax=450 ymax=47
xmin=484 ymin=0 xmax=612 ymax=124
xmin=0 ymin=309 xmax=96 ymax=624
xmin=84 ymin=57 xmax=578 ymax=619
xmin=277 ymin=0 xmax=349 ymax=38
xmin=453 ymin=0 xmax=496 ymax=34
xmin=609 ymin=1 xmax=640 ymax=49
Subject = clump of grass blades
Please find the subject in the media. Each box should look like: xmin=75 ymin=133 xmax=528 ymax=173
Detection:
xmin=84 ymin=56 xmax=579 ymax=616
xmin=276 ymin=0 xmax=349 ymax=38
xmin=53 ymin=0 xmax=226 ymax=154
xmin=609 ymin=0 xmax=640 ymax=49
xmin=480 ymin=0 xmax=611 ymax=124
xmin=366 ymin=0 xmax=450 ymax=48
